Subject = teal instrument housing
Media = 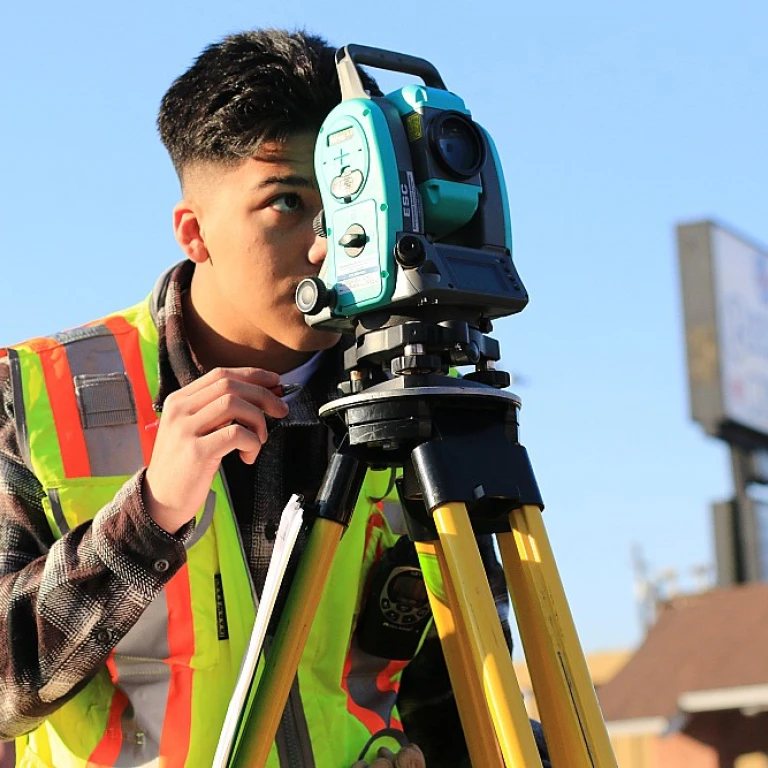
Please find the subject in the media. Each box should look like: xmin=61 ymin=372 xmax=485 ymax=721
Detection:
xmin=298 ymin=44 xmax=528 ymax=333
xmin=387 ymin=85 xmax=481 ymax=239
xmin=480 ymin=126 xmax=513 ymax=254
xmin=315 ymin=99 xmax=403 ymax=316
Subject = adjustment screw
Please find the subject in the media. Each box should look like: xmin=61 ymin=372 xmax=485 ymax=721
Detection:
xmin=312 ymin=210 xmax=327 ymax=238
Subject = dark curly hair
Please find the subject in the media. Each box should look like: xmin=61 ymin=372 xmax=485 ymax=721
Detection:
xmin=158 ymin=28 xmax=380 ymax=181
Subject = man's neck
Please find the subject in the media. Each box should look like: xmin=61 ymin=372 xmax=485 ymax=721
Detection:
xmin=181 ymin=289 xmax=315 ymax=375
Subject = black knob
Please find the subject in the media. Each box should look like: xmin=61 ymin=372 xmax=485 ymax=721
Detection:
xmin=395 ymin=235 xmax=425 ymax=268
xmin=462 ymin=369 xmax=511 ymax=389
xmin=296 ymin=277 xmax=330 ymax=315
xmin=312 ymin=210 xmax=327 ymax=238
xmin=340 ymin=231 xmax=367 ymax=249
xmin=339 ymin=224 xmax=367 ymax=257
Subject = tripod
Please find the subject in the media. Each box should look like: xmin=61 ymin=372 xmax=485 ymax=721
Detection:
xmin=227 ymin=321 xmax=617 ymax=767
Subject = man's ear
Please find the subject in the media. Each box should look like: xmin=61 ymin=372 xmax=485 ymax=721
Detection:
xmin=173 ymin=201 xmax=209 ymax=264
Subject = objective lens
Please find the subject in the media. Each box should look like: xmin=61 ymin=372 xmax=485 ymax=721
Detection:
xmin=430 ymin=112 xmax=485 ymax=179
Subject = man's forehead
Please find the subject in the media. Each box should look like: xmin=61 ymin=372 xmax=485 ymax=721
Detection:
xmin=254 ymin=133 xmax=316 ymax=164
xmin=182 ymin=133 xmax=318 ymax=192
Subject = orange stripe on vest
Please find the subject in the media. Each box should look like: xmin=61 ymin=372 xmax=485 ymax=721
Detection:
xmin=160 ymin=565 xmax=195 ymax=766
xmin=87 ymin=687 xmax=129 ymax=767
xmin=101 ymin=316 xmax=157 ymax=463
xmin=25 ymin=337 xmax=90 ymax=478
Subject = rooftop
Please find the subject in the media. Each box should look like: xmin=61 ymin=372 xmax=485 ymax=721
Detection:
xmin=598 ymin=582 xmax=768 ymax=733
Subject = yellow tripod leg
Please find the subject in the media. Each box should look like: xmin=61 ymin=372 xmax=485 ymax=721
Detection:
xmin=232 ymin=517 xmax=344 ymax=768
xmin=416 ymin=541 xmax=504 ymax=768
xmin=433 ymin=503 xmax=542 ymax=768
xmin=499 ymin=505 xmax=617 ymax=768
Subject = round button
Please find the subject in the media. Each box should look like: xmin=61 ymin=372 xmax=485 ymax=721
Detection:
xmin=96 ymin=628 xmax=113 ymax=644
xmin=331 ymin=169 xmax=364 ymax=200
xmin=153 ymin=559 xmax=170 ymax=573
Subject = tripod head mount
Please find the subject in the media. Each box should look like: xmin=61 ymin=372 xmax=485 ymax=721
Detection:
xmin=336 ymin=311 xmax=510 ymax=396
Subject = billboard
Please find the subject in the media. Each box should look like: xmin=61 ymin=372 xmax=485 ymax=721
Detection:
xmin=678 ymin=221 xmax=768 ymax=445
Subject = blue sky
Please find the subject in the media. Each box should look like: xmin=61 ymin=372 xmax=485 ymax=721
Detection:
xmin=1 ymin=1 xmax=766 ymax=656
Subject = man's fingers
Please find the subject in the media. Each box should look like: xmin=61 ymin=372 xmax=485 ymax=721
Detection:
xmin=367 ymin=747 xmax=398 ymax=767
xmin=197 ymin=423 xmax=262 ymax=463
xmin=193 ymin=395 xmax=270 ymax=444
xmin=394 ymin=744 xmax=425 ymax=768
xmin=185 ymin=377 xmax=289 ymax=421
xmin=349 ymin=744 xmax=425 ymax=768
xmin=181 ymin=366 xmax=281 ymax=398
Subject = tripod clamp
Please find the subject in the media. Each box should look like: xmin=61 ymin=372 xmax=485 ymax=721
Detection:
xmin=320 ymin=374 xmax=544 ymax=540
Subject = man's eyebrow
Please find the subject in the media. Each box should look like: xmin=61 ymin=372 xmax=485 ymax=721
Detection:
xmin=256 ymin=174 xmax=314 ymax=189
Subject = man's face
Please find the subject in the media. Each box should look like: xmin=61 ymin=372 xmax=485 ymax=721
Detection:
xmin=176 ymin=133 xmax=338 ymax=365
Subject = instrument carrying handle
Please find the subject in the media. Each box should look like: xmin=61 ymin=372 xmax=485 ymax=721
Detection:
xmin=336 ymin=44 xmax=447 ymax=99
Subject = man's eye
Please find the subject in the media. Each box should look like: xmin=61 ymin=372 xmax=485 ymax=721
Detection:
xmin=271 ymin=193 xmax=303 ymax=213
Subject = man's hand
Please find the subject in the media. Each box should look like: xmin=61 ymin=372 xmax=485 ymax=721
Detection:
xmin=351 ymin=744 xmax=426 ymax=768
xmin=143 ymin=367 xmax=289 ymax=534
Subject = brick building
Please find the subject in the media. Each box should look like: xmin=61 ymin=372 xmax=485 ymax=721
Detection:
xmin=599 ymin=582 xmax=768 ymax=767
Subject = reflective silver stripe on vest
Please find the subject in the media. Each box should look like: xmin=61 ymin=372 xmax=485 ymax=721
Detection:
xmin=7 ymin=349 xmax=32 ymax=470
xmin=107 ymin=490 xmax=217 ymax=762
xmin=111 ymin=588 xmax=172 ymax=764
xmin=47 ymin=488 xmax=70 ymax=536
xmin=346 ymin=638 xmax=399 ymax=729
xmin=184 ymin=490 xmax=216 ymax=550
xmin=57 ymin=325 xmax=143 ymax=476
xmin=380 ymin=501 xmax=407 ymax=536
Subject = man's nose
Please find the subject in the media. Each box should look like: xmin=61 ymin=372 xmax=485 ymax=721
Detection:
xmin=308 ymin=230 xmax=327 ymax=266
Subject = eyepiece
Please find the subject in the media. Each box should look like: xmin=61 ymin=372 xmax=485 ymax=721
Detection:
xmin=296 ymin=277 xmax=331 ymax=315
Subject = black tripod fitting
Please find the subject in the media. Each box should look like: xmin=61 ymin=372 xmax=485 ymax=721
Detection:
xmin=319 ymin=373 xmax=543 ymax=540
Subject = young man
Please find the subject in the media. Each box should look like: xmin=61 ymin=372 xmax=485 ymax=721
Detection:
xmin=0 ymin=29 xmax=548 ymax=768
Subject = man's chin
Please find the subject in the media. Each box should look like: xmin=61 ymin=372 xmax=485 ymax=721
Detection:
xmin=289 ymin=327 xmax=342 ymax=353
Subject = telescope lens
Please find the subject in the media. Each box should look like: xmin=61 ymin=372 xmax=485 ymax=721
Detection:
xmin=431 ymin=113 xmax=485 ymax=179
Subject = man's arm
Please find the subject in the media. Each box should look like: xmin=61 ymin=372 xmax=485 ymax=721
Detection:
xmin=0 ymin=363 xmax=188 ymax=739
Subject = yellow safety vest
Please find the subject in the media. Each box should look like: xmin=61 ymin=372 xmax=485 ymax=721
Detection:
xmin=3 ymin=295 xmax=411 ymax=768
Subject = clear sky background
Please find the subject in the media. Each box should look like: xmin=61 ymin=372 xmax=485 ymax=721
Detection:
xmin=1 ymin=1 xmax=766 ymax=656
